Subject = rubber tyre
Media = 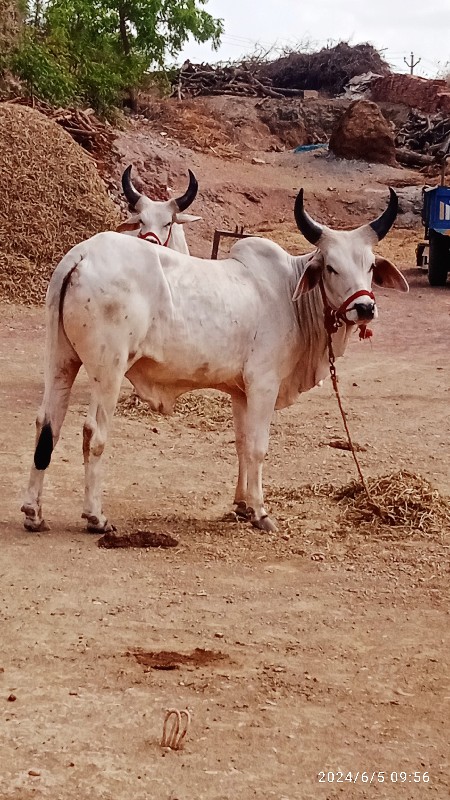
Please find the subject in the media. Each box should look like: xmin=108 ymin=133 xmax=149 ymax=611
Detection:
xmin=428 ymin=230 xmax=449 ymax=286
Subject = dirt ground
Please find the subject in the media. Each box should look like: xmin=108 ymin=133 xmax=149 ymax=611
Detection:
xmin=1 ymin=102 xmax=449 ymax=799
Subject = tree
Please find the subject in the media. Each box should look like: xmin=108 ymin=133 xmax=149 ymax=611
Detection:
xmin=0 ymin=0 xmax=26 ymax=69
xmin=13 ymin=0 xmax=223 ymax=110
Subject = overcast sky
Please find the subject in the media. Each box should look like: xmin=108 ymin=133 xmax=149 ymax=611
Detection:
xmin=177 ymin=0 xmax=450 ymax=79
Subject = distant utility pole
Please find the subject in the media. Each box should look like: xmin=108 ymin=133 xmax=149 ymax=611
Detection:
xmin=404 ymin=51 xmax=421 ymax=75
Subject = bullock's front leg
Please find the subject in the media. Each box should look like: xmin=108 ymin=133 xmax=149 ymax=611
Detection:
xmin=243 ymin=383 xmax=278 ymax=533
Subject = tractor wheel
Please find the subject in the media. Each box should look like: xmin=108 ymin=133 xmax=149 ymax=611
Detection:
xmin=428 ymin=230 xmax=449 ymax=286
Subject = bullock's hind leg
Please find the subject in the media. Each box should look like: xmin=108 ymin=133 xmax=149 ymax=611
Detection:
xmin=231 ymin=395 xmax=249 ymax=520
xmin=22 ymin=357 xmax=80 ymax=531
xmin=81 ymin=370 xmax=124 ymax=533
xmin=242 ymin=383 xmax=278 ymax=533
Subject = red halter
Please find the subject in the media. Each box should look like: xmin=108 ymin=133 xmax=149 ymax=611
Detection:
xmin=138 ymin=222 xmax=174 ymax=247
xmin=319 ymin=280 xmax=375 ymax=340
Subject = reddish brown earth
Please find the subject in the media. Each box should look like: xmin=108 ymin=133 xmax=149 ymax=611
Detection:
xmin=1 ymin=101 xmax=449 ymax=799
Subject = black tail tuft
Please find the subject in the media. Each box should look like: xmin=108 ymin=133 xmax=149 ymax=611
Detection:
xmin=34 ymin=422 xmax=53 ymax=470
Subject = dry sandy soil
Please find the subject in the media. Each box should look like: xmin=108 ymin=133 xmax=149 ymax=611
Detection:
xmin=1 ymin=101 xmax=449 ymax=799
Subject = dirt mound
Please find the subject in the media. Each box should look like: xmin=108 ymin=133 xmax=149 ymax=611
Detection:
xmin=0 ymin=102 xmax=120 ymax=305
xmin=329 ymin=99 xmax=397 ymax=165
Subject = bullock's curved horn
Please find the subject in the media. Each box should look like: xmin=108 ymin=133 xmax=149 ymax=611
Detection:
xmin=369 ymin=188 xmax=398 ymax=240
xmin=122 ymin=165 xmax=142 ymax=207
xmin=294 ymin=189 xmax=323 ymax=245
xmin=175 ymin=170 xmax=198 ymax=211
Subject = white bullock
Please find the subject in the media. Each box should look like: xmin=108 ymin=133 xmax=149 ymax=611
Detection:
xmin=22 ymin=189 xmax=408 ymax=534
xmin=117 ymin=166 xmax=201 ymax=254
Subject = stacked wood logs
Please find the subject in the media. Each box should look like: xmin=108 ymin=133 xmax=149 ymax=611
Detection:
xmin=170 ymin=61 xmax=304 ymax=100
xmin=395 ymin=110 xmax=450 ymax=167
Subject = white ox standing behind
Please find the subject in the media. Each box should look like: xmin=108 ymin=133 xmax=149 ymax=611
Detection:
xmin=22 ymin=189 xmax=408 ymax=534
xmin=118 ymin=165 xmax=201 ymax=253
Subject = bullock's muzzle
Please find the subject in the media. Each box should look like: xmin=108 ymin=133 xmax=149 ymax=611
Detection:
xmin=337 ymin=290 xmax=377 ymax=326
xmin=353 ymin=301 xmax=376 ymax=322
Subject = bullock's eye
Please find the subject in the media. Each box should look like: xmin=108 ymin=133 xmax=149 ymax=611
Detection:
xmin=164 ymin=223 xmax=171 ymax=228
xmin=369 ymin=264 xmax=374 ymax=272
xmin=326 ymin=265 xmax=337 ymax=275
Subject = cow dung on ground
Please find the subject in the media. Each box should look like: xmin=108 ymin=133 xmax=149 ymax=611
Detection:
xmin=0 ymin=102 xmax=120 ymax=305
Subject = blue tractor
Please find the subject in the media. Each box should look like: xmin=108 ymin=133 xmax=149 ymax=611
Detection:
xmin=416 ymin=156 xmax=450 ymax=286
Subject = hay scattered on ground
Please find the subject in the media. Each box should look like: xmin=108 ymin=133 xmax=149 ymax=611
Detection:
xmin=117 ymin=390 xmax=232 ymax=431
xmin=265 ymin=472 xmax=450 ymax=540
xmin=140 ymin=99 xmax=239 ymax=159
xmin=0 ymin=102 xmax=120 ymax=305
xmin=335 ymin=470 xmax=450 ymax=535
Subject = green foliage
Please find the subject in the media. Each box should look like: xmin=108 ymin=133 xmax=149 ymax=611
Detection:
xmin=10 ymin=0 xmax=223 ymax=111
xmin=12 ymin=31 xmax=77 ymax=104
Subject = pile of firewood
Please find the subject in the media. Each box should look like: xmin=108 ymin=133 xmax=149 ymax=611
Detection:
xmin=7 ymin=96 xmax=115 ymax=161
xmin=395 ymin=110 xmax=450 ymax=167
xmin=171 ymin=61 xmax=304 ymax=100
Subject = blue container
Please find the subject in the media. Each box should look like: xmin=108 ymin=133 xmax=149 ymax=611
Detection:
xmin=422 ymin=186 xmax=450 ymax=235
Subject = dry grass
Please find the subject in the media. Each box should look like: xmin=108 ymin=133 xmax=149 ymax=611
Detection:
xmin=0 ymin=102 xmax=120 ymax=305
xmin=335 ymin=470 xmax=450 ymax=536
xmin=116 ymin=389 xmax=233 ymax=431
xmin=141 ymin=99 xmax=240 ymax=159
xmin=265 ymin=471 xmax=450 ymax=543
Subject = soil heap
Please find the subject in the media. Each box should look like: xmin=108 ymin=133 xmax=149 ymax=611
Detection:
xmin=0 ymin=102 xmax=120 ymax=304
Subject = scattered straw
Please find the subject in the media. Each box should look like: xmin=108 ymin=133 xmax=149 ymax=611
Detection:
xmin=334 ymin=470 xmax=450 ymax=535
xmin=116 ymin=390 xmax=232 ymax=431
xmin=141 ymin=99 xmax=239 ymax=159
xmin=0 ymin=102 xmax=120 ymax=305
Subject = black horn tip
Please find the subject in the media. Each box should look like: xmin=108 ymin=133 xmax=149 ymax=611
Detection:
xmin=294 ymin=188 xmax=323 ymax=245
xmin=386 ymin=186 xmax=399 ymax=212
xmin=294 ymin=188 xmax=304 ymax=217
xmin=121 ymin=165 xmax=141 ymax=207
xmin=369 ymin=187 xmax=399 ymax=241
xmin=175 ymin=169 xmax=198 ymax=212
xmin=188 ymin=168 xmax=197 ymax=185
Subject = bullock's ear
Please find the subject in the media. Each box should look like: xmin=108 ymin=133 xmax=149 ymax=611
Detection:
xmin=116 ymin=219 xmax=140 ymax=233
xmin=373 ymin=256 xmax=409 ymax=292
xmin=173 ymin=212 xmax=202 ymax=225
xmin=292 ymin=253 xmax=323 ymax=300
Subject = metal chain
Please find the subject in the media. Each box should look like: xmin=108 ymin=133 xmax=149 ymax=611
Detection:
xmin=326 ymin=328 xmax=385 ymax=517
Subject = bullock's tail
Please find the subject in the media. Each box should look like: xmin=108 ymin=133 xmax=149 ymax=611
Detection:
xmin=34 ymin=422 xmax=53 ymax=470
xmin=32 ymin=250 xmax=83 ymax=470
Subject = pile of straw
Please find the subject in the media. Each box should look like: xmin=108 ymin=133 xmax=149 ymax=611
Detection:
xmin=117 ymin=389 xmax=232 ymax=431
xmin=0 ymin=102 xmax=120 ymax=305
xmin=336 ymin=470 xmax=450 ymax=535
xmin=141 ymin=99 xmax=239 ymax=159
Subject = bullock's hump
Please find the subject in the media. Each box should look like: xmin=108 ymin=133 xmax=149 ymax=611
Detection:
xmin=230 ymin=236 xmax=290 ymax=277
xmin=230 ymin=236 xmax=285 ymax=259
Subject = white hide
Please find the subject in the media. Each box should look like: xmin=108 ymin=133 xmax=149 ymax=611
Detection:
xmin=22 ymin=225 xmax=408 ymax=534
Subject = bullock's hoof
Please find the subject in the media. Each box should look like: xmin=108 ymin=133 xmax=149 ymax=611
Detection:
xmin=234 ymin=501 xmax=250 ymax=521
xmin=21 ymin=503 xmax=50 ymax=532
xmin=82 ymin=513 xmax=116 ymax=534
xmin=251 ymin=514 xmax=278 ymax=533
xmin=23 ymin=517 xmax=50 ymax=532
